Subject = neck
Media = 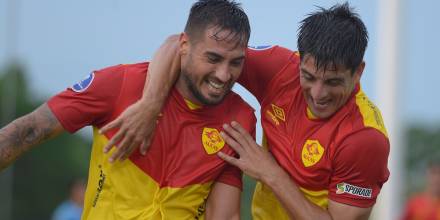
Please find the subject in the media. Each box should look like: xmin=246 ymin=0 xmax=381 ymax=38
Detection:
xmin=175 ymin=77 xmax=202 ymax=106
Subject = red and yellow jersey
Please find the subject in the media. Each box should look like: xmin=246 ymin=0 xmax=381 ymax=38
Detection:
xmin=401 ymin=194 xmax=440 ymax=220
xmin=47 ymin=62 xmax=256 ymax=220
xmin=239 ymin=46 xmax=390 ymax=219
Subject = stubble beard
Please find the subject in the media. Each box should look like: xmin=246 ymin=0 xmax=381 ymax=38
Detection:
xmin=181 ymin=70 xmax=231 ymax=106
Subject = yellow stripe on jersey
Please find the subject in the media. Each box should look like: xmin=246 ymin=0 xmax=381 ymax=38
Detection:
xmin=355 ymin=89 xmax=388 ymax=137
xmin=184 ymin=98 xmax=202 ymax=110
xmin=252 ymin=182 xmax=329 ymax=220
xmin=306 ymin=107 xmax=318 ymax=120
xmin=299 ymin=187 xmax=329 ymax=208
xmin=252 ymin=182 xmax=290 ymax=220
xmin=82 ymin=127 xmax=212 ymax=220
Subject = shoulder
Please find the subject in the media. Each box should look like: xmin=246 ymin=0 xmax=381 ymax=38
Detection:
xmin=222 ymin=92 xmax=257 ymax=128
xmin=351 ymin=88 xmax=388 ymax=137
xmin=98 ymin=62 xmax=149 ymax=78
xmin=94 ymin=62 xmax=149 ymax=94
xmin=246 ymin=45 xmax=297 ymax=58
xmin=78 ymin=62 xmax=149 ymax=98
xmin=120 ymin=62 xmax=149 ymax=74
xmin=226 ymin=92 xmax=255 ymax=114
xmin=246 ymin=45 xmax=299 ymax=63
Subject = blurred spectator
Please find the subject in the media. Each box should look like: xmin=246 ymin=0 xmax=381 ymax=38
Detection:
xmin=401 ymin=161 xmax=440 ymax=220
xmin=52 ymin=178 xmax=86 ymax=220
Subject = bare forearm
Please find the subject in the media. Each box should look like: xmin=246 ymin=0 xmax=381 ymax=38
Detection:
xmin=263 ymin=167 xmax=332 ymax=220
xmin=0 ymin=104 xmax=63 ymax=171
xmin=142 ymin=35 xmax=180 ymax=107
xmin=205 ymin=182 xmax=241 ymax=220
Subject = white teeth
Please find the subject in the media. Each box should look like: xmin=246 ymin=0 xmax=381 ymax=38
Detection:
xmin=208 ymin=80 xmax=225 ymax=89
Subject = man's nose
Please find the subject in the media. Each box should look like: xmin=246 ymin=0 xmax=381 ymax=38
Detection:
xmin=214 ymin=63 xmax=232 ymax=83
xmin=310 ymin=82 xmax=328 ymax=101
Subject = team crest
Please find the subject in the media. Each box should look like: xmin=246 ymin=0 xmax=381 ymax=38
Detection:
xmin=301 ymin=140 xmax=324 ymax=167
xmin=202 ymin=128 xmax=225 ymax=155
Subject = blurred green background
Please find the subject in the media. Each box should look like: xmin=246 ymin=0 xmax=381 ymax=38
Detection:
xmin=0 ymin=64 xmax=90 ymax=220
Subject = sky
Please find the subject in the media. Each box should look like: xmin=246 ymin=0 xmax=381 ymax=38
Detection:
xmin=0 ymin=0 xmax=439 ymax=139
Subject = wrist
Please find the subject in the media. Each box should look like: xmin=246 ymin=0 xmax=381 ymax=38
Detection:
xmin=139 ymin=96 xmax=162 ymax=114
xmin=261 ymin=165 xmax=289 ymax=187
xmin=142 ymin=85 xmax=170 ymax=104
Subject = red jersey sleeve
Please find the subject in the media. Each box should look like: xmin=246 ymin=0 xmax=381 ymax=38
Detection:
xmin=47 ymin=64 xmax=126 ymax=133
xmin=238 ymin=46 xmax=296 ymax=103
xmin=329 ymin=128 xmax=390 ymax=207
xmin=215 ymin=164 xmax=243 ymax=190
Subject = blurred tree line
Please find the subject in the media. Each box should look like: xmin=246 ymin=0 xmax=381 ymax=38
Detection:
xmin=404 ymin=125 xmax=440 ymax=196
xmin=0 ymin=63 xmax=438 ymax=220
xmin=0 ymin=63 xmax=90 ymax=220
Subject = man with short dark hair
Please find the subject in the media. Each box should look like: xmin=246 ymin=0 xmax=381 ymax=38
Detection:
xmin=0 ymin=0 xmax=254 ymax=219
xmin=104 ymin=3 xmax=390 ymax=220
xmin=217 ymin=4 xmax=389 ymax=219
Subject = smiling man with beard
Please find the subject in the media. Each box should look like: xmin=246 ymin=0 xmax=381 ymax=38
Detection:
xmin=0 ymin=1 xmax=255 ymax=219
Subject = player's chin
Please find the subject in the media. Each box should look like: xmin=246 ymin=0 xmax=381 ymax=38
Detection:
xmin=203 ymin=93 xmax=226 ymax=105
xmin=310 ymin=105 xmax=337 ymax=119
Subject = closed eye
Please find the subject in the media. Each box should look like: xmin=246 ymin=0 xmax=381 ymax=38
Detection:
xmin=301 ymin=72 xmax=315 ymax=81
xmin=230 ymin=58 xmax=244 ymax=67
xmin=206 ymin=52 xmax=222 ymax=64
xmin=326 ymin=79 xmax=344 ymax=86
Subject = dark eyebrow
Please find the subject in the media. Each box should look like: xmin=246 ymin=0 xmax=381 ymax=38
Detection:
xmin=205 ymin=51 xmax=245 ymax=62
xmin=325 ymin=76 xmax=345 ymax=81
xmin=205 ymin=51 xmax=223 ymax=59
xmin=326 ymin=77 xmax=344 ymax=81
xmin=300 ymin=67 xmax=313 ymax=76
xmin=231 ymin=55 xmax=245 ymax=61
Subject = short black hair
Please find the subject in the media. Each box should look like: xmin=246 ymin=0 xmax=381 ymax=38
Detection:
xmin=184 ymin=0 xmax=250 ymax=47
xmin=298 ymin=2 xmax=368 ymax=73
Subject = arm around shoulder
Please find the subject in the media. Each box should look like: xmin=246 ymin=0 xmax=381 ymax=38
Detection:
xmin=100 ymin=34 xmax=182 ymax=161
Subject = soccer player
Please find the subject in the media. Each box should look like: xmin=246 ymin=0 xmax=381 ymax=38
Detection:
xmin=103 ymin=3 xmax=390 ymax=220
xmin=0 ymin=0 xmax=255 ymax=219
xmin=401 ymin=161 xmax=440 ymax=220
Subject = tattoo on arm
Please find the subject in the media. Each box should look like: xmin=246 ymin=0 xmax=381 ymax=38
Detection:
xmin=0 ymin=103 xmax=64 ymax=171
